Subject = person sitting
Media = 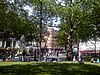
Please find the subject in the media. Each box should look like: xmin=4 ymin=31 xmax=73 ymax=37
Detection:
xmin=73 ymin=56 xmax=77 ymax=62
xmin=50 ymin=58 xmax=58 ymax=62
xmin=90 ymin=58 xmax=95 ymax=63
xmin=78 ymin=57 xmax=84 ymax=64
xmin=96 ymin=59 xmax=100 ymax=63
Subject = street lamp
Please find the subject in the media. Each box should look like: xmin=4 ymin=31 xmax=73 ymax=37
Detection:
xmin=39 ymin=1 xmax=42 ymax=61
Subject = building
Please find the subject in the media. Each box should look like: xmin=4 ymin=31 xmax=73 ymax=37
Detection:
xmin=43 ymin=27 xmax=58 ymax=50
xmin=79 ymin=40 xmax=100 ymax=51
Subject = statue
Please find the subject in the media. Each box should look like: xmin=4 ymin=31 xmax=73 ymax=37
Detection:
xmin=20 ymin=35 xmax=27 ymax=51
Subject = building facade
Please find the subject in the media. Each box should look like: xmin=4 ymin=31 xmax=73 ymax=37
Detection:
xmin=43 ymin=27 xmax=58 ymax=50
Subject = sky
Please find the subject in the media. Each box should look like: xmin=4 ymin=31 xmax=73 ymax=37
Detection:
xmin=6 ymin=0 xmax=61 ymax=31
xmin=24 ymin=0 xmax=75 ymax=26
xmin=24 ymin=1 xmax=61 ymax=28
xmin=23 ymin=5 xmax=33 ymax=16
xmin=8 ymin=0 xmax=75 ymax=27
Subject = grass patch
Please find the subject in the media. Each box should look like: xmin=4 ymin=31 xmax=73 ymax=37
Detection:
xmin=0 ymin=62 xmax=36 ymax=66
xmin=0 ymin=62 xmax=100 ymax=75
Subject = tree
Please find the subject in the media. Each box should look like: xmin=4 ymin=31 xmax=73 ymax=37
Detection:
xmin=56 ymin=0 xmax=100 ymax=60
xmin=0 ymin=0 xmax=41 ymax=42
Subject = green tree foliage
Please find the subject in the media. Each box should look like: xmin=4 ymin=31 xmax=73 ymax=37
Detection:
xmin=56 ymin=0 xmax=100 ymax=59
xmin=0 ymin=0 xmax=60 ymax=45
xmin=1 ymin=0 xmax=100 ymax=50
xmin=0 ymin=0 xmax=41 ymax=42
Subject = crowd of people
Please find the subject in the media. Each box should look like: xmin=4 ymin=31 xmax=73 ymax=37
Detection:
xmin=0 ymin=48 xmax=17 ymax=62
xmin=0 ymin=47 xmax=100 ymax=64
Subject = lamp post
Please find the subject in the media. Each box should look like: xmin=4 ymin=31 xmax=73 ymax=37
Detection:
xmin=39 ymin=1 xmax=42 ymax=61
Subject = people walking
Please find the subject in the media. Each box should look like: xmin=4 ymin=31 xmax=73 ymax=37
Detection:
xmin=22 ymin=50 xmax=27 ymax=62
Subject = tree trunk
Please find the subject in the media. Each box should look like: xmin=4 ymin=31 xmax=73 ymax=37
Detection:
xmin=94 ymin=40 xmax=97 ymax=57
xmin=65 ymin=45 xmax=67 ymax=50
xmin=68 ymin=36 xmax=73 ymax=61
xmin=67 ymin=20 xmax=74 ymax=61
xmin=67 ymin=0 xmax=74 ymax=60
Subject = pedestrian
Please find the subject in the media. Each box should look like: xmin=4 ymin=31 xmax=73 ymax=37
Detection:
xmin=2 ymin=55 xmax=6 ymax=62
xmin=29 ymin=46 xmax=33 ymax=56
xmin=78 ymin=51 xmax=84 ymax=64
xmin=43 ymin=55 xmax=46 ymax=62
xmin=57 ymin=52 xmax=59 ymax=57
xmin=22 ymin=50 xmax=27 ymax=62
xmin=67 ymin=53 xmax=70 ymax=61
xmin=2 ymin=49 xmax=6 ymax=62
xmin=78 ymin=57 xmax=83 ymax=64
xmin=73 ymin=56 xmax=77 ymax=62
